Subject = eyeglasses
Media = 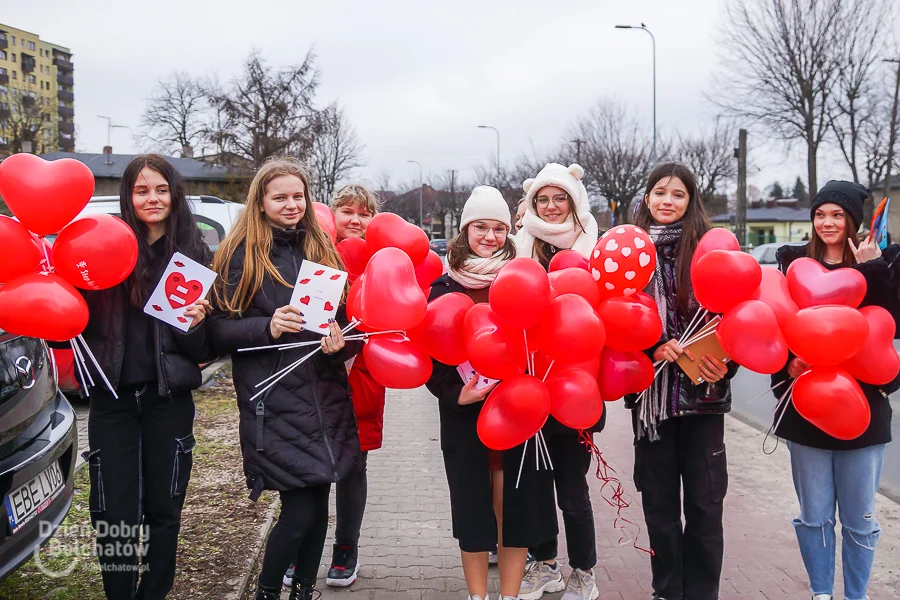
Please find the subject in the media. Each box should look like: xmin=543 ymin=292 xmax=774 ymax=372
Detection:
xmin=536 ymin=194 xmax=569 ymax=207
xmin=471 ymin=223 xmax=509 ymax=238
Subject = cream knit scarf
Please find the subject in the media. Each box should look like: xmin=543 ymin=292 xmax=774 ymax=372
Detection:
xmin=448 ymin=251 xmax=511 ymax=289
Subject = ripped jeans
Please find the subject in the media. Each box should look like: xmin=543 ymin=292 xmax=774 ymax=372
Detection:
xmin=788 ymin=442 xmax=885 ymax=600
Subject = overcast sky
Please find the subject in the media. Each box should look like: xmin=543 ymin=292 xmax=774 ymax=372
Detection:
xmin=4 ymin=0 xmax=882 ymax=197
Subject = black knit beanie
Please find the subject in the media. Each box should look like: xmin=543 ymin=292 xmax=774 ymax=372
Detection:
xmin=809 ymin=180 xmax=868 ymax=231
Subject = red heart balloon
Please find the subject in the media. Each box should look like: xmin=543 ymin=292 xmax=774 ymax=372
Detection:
xmin=336 ymin=237 xmax=371 ymax=284
xmin=590 ymin=225 xmax=657 ymax=299
xmin=717 ymin=300 xmax=788 ymax=374
xmin=346 ymin=274 xmax=376 ymax=333
xmin=691 ymin=228 xmax=740 ymax=271
xmin=489 ymin=258 xmax=551 ymax=329
xmin=549 ymin=268 xmax=601 ymax=309
xmin=786 ymin=257 xmax=867 ymax=309
xmin=415 ymin=250 xmax=444 ymax=292
xmin=793 ymin=366 xmax=870 ymax=440
xmin=597 ymin=347 xmax=655 ymax=401
xmin=366 ymin=213 xmax=429 ymax=266
xmin=597 ymin=296 xmax=662 ymax=352
xmin=361 ymin=248 xmax=427 ymax=331
xmin=841 ymin=305 xmax=900 ymax=385
xmin=463 ymin=304 xmax=528 ymax=380
xmin=546 ymin=367 xmax=605 ymax=430
xmin=52 ymin=214 xmax=138 ymax=290
xmin=0 ymin=273 xmax=89 ymax=341
xmin=312 ymin=202 xmax=337 ymax=241
xmin=750 ymin=266 xmax=799 ymax=328
xmin=532 ymin=294 xmax=606 ymax=364
xmin=362 ymin=334 xmax=433 ymax=389
xmin=0 ymin=153 xmax=95 ymax=236
xmin=0 ymin=215 xmax=43 ymax=283
xmin=407 ymin=292 xmax=474 ymax=365
xmin=692 ymin=249 xmax=762 ymax=314
xmin=549 ymin=250 xmax=590 ymax=272
xmin=533 ymin=350 xmax=601 ymax=380
xmin=477 ymin=374 xmax=551 ymax=450
xmin=783 ymin=306 xmax=869 ymax=366
xmin=631 ymin=292 xmax=658 ymax=314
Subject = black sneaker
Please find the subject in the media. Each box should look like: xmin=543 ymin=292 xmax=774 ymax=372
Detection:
xmin=283 ymin=562 xmax=295 ymax=586
xmin=325 ymin=544 xmax=359 ymax=587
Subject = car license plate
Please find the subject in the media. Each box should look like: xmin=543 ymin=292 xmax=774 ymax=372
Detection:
xmin=4 ymin=461 xmax=64 ymax=534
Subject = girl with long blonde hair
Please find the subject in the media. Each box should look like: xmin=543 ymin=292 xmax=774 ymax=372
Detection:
xmin=208 ymin=157 xmax=362 ymax=600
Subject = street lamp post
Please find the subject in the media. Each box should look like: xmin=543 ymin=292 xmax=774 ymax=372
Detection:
xmin=97 ymin=115 xmax=128 ymax=148
xmin=477 ymin=125 xmax=501 ymax=181
xmin=407 ymin=160 xmax=424 ymax=229
xmin=615 ymin=24 xmax=656 ymax=162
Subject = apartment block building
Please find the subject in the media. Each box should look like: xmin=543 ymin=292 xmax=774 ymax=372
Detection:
xmin=0 ymin=23 xmax=74 ymax=156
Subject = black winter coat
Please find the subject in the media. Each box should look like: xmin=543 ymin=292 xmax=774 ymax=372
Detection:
xmin=425 ymin=274 xmax=557 ymax=550
xmin=625 ymin=233 xmax=739 ymax=417
xmin=76 ymin=244 xmax=214 ymax=397
xmin=207 ymin=226 xmax=362 ymax=500
xmin=771 ymin=243 xmax=900 ymax=450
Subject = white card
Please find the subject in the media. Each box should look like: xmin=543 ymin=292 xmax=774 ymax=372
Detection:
xmin=289 ymin=260 xmax=348 ymax=336
xmin=456 ymin=360 xmax=500 ymax=391
xmin=143 ymin=252 xmax=218 ymax=332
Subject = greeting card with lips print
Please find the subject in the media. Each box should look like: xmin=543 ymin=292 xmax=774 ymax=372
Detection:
xmin=142 ymin=252 xmax=217 ymax=332
xmin=289 ymin=260 xmax=348 ymax=335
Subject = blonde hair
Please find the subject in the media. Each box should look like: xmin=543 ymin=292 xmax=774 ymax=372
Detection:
xmin=329 ymin=183 xmax=379 ymax=214
xmin=213 ymin=157 xmax=343 ymax=316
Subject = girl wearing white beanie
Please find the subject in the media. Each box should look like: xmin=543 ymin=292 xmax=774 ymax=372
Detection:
xmin=513 ymin=163 xmax=599 ymax=267
xmin=516 ymin=164 xmax=602 ymax=600
xmin=426 ymin=186 xmax=557 ymax=600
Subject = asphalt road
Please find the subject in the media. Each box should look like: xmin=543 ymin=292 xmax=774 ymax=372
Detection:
xmin=730 ymin=346 xmax=900 ymax=502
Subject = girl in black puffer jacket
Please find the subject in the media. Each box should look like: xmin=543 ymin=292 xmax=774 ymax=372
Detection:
xmin=627 ymin=162 xmax=739 ymax=600
xmin=208 ymin=158 xmax=361 ymax=600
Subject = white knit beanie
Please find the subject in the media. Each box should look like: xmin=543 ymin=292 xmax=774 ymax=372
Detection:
xmin=522 ymin=163 xmax=589 ymax=213
xmin=459 ymin=186 xmax=512 ymax=230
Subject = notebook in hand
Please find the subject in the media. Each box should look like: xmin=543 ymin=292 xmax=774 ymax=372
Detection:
xmin=675 ymin=317 xmax=731 ymax=385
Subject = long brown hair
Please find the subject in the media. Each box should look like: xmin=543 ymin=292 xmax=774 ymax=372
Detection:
xmin=634 ymin=162 xmax=711 ymax=316
xmin=530 ymin=190 xmax=586 ymax=266
xmin=447 ymin=224 xmax=516 ymax=271
xmin=212 ymin=157 xmax=343 ymax=316
xmin=807 ymin=212 xmax=859 ymax=268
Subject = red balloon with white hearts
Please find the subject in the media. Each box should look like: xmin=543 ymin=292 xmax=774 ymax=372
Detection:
xmin=589 ymin=225 xmax=657 ymax=299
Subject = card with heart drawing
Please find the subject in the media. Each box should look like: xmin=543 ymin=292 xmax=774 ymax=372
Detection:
xmin=143 ymin=252 xmax=218 ymax=332
xmin=456 ymin=360 xmax=499 ymax=391
xmin=289 ymin=260 xmax=348 ymax=335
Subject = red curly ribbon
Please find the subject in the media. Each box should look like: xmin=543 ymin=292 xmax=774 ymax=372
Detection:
xmin=578 ymin=429 xmax=654 ymax=556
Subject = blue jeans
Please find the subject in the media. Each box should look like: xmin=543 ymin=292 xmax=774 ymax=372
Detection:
xmin=788 ymin=442 xmax=885 ymax=600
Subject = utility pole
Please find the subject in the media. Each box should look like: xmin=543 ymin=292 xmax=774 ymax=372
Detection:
xmin=450 ymin=169 xmax=456 ymax=237
xmin=734 ymin=129 xmax=748 ymax=248
xmin=572 ymin=138 xmax=584 ymax=164
xmin=884 ymin=58 xmax=900 ymax=199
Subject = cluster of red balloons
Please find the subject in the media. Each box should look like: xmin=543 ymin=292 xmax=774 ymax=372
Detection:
xmin=695 ymin=228 xmax=897 ymax=440
xmin=0 ymin=154 xmax=138 ymax=341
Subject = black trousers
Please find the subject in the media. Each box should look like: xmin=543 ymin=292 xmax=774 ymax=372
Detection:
xmin=334 ymin=451 xmax=368 ymax=547
xmin=530 ymin=433 xmax=597 ymax=571
xmin=258 ymin=484 xmax=331 ymax=587
xmin=85 ymin=384 xmax=195 ymax=600
xmin=632 ymin=413 xmax=727 ymax=600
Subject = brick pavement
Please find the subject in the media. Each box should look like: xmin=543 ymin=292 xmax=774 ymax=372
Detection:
xmin=286 ymin=385 xmax=900 ymax=600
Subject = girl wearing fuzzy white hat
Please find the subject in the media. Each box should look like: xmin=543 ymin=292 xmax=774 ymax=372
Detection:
xmin=426 ymin=186 xmax=557 ymax=600
xmin=515 ymin=163 xmax=602 ymax=600
xmin=513 ymin=162 xmax=599 ymax=267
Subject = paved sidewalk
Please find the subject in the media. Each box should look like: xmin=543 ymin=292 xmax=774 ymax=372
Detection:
xmin=297 ymin=386 xmax=900 ymax=599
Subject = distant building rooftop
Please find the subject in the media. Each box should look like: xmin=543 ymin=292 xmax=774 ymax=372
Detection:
xmin=711 ymin=207 xmax=811 ymax=223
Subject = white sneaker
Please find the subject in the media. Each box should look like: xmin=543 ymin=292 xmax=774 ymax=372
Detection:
xmin=812 ymin=595 xmax=832 ymax=600
xmin=468 ymin=595 xmax=488 ymax=600
xmin=562 ymin=568 xmax=599 ymax=600
xmin=519 ymin=561 xmax=565 ymax=600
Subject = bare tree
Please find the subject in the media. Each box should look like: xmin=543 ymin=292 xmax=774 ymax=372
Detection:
xmin=712 ymin=0 xmax=854 ymax=194
xmin=675 ymin=120 xmax=738 ymax=211
xmin=573 ymin=99 xmax=655 ymax=225
xmin=308 ymin=104 xmax=366 ymax=202
xmin=139 ymin=72 xmax=208 ymax=156
xmin=2 ymin=90 xmax=50 ymax=154
xmin=210 ymin=49 xmax=321 ymax=168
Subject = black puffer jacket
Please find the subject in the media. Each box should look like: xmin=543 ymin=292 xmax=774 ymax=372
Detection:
xmin=76 ymin=245 xmax=214 ymax=397
xmin=207 ymin=226 xmax=362 ymax=499
xmin=771 ymin=243 xmax=900 ymax=450
xmin=624 ymin=231 xmax=739 ymax=416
